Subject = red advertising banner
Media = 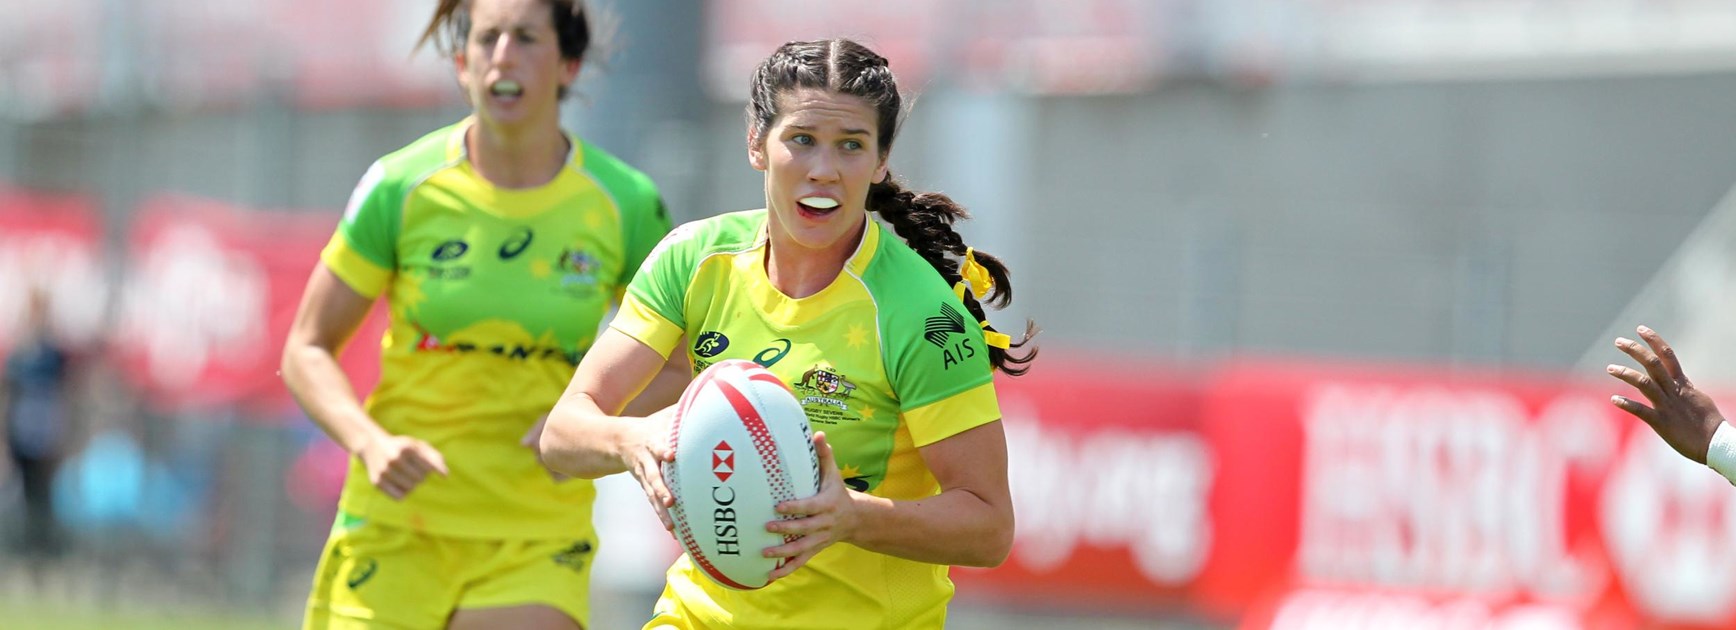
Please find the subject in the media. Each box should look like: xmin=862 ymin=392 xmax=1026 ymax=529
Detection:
xmin=0 ymin=185 xmax=107 ymax=352
xmin=111 ymin=195 xmax=383 ymax=416
xmin=958 ymin=355 xmax=1212 ymax=610
xmin=952 ymin=357 xmax=1736 ymax=629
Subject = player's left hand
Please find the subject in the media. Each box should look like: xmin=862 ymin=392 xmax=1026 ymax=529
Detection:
xmin=522 ymin=415 xmax=571 ymax=482
xmin=764 ymin=432 xmax=859 ymax=581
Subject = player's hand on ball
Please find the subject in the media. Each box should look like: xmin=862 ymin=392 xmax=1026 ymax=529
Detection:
xmin=359 ymin=432 xmax=449 ymax=500
xmin=1608 ymin=325 xmax=1727 ymax=464
xmin=626 ymin=406 xmax=677 ymax=531
xmin=764 ymin=432 xmax=859 ymax=581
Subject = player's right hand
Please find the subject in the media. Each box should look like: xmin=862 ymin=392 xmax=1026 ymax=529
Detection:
xmin=358 ymin=434 xmax=450 ymax=500
xmin=623 ymin=407 xmax=676 ymax=531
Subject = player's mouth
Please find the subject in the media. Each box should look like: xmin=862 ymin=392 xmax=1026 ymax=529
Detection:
xmin=796 ymin=196 xmax=840 ymax=219
xmin=488 ymin=79 xmax=524 ymax=104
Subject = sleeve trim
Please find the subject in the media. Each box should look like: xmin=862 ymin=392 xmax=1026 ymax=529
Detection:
xmin=320 ymin=233 xmax=391 ymax=299
xmin=610 ymin=295 xmax=684 ymax=360
xmin=903 ymin=381 xmax=1000 ymax=448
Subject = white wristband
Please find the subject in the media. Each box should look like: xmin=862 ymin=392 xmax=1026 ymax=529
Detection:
xmin=1707 ymin=422 xmax=1736 ymax=487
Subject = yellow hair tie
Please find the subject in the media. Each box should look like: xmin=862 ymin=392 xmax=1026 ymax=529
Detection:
xmin=956 ymin=247 xmax=994 ymax=300
xmin=980 ymin=322 xmax=1012 ymax=350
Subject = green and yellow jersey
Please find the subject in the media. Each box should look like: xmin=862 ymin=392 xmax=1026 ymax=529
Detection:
xmin=320 ymin=118 xmax=671 ymax=539
xmin=614 ymin=210 xmax=1001 ymax=629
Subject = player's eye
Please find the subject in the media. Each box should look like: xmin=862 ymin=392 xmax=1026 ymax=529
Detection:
xmin=841 ymin=139 xmax=864 ymax=151
xmin=791 ymin=134 xmax=814 ymax=146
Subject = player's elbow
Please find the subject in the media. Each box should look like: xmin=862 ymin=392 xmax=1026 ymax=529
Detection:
xmin=959 ymin=514 xmax=1015 ymax=568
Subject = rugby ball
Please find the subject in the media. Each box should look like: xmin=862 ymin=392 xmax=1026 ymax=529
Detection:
xmin=664 ymin=359 xmax=821 ymax=590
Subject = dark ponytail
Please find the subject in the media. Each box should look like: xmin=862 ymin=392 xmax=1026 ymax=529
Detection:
xmin=868 ymin=176 xmax=1038 ymax=376
xmin=750 ymin=39 xmax=1038 ymax=375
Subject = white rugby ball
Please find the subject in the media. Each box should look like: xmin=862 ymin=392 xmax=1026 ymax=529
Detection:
xmin=664 ymin=359 xmax=820 ymax=590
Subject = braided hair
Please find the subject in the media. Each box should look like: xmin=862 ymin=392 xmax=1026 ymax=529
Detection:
xmin=747 ymin=39 xmax=1038 ymax=375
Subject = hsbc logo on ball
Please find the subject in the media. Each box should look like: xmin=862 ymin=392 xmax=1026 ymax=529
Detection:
xmin=704 ymin=442 xmax=739 ymax=558
xmin=712 ymin=440 xmax=734 ymax=482
xmin=710 ymin=439 xmax=740 ymax=556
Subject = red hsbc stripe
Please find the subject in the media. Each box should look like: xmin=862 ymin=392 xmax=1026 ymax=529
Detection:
xmin=746 ymin=372 xmax=793 ymax=394
xmin=678 ymin=527 xmax=758 ymax=590
xmin=714 ymin=378 xmax=793 ymax=501
xmin=671 ymin=361 xmax=728 ymax=458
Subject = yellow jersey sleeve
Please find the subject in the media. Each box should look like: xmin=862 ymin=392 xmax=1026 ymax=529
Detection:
xmin=322 ymin=160 xmax=397 ymax=298
xmin=320 ymin=232 xmax=392 ymax=298
xmin=901 ymin=380 xmax=1000 ymax=447
xmin=611 ymin=293 xmax=685 ymax=360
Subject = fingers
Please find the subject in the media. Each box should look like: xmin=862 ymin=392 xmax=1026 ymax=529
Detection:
xmin=413 ymin=442 xmax=450 ymax=476
xmin=1636 ymin=325 xmax=1688 ymax=384
xmin=643 ymin=457 xmax=674 ymax=507
xmin=1610 ymin=394 xmax=1660 ymax=426
xmin=654 ymin=503 xmax=673 ymax=532
xmin=768 ymin=546 xmax=820 ymax=581
xmin=376 ymin=477 xmax=409 ymax=500
xmin=776 ymin=493 xmax=816 ymax=516
xmin=812 ymin=431 xmax=844 ymax=493
xmin=633 ymin=459 xmax=674 ymax=530
xmin=368 ymin=439 xmax=449 ymax=501
xmin=373 ymin=461 xmax=421 ymax=500
xmin=1607 ymin=364 xmax=1664 ymax=404
xmin=814 ymin=431 xmax=837 ymax=474
xmin=1615 ymin=336 xmax=1674 ymax=393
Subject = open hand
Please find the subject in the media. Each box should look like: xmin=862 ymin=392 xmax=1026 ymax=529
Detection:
xmin=1608 ymin=325 xmax=1726 ymax=464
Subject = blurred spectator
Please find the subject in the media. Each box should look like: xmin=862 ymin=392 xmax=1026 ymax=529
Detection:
xmin=2 ymin=286 xmax=75 ymax=560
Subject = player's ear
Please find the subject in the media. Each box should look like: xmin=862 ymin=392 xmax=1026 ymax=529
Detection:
xmin=560 ymin=59 xmax=581 ymax=87
xmin=454 ymin=51 xmax=472 ymax=92
xmin=748 ymin=130 xmax=768 ymax=172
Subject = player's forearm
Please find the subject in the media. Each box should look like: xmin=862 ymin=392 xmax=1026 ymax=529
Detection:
xmin=622 ymin=350 xmax=689 ymax=418
xmin=281 ymin=343 xmax=388 ymax=455
xmin=540 ymin=393 xmax=637 ymax=479
xmin=846 ymin=488 xmax=1014 ymax=568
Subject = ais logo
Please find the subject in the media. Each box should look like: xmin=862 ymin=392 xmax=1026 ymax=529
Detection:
xmin=924 ymin=303 xmax=977 ymax=369
xmin=694 ymin=331 xmax=730 ymax=358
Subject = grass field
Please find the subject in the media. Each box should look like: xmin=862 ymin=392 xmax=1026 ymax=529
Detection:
xmin=0 ymin=601 xmax=285 ymax=630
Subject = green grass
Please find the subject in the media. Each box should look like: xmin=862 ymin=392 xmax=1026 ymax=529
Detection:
xmin=0 ymin=602 xmax=287 ymax=630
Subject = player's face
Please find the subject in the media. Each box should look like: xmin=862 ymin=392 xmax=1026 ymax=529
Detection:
xmin=751 ymin=88 xmax=890 ymax=260
xmin=455 ymin=0 xmax=578 ymax=130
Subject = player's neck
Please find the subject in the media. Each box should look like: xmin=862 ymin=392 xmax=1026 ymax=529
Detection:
xmin=466 ymin=120 xmax=569 ymax=189
xmin=764 ymin=223 xmax=863 ymax=300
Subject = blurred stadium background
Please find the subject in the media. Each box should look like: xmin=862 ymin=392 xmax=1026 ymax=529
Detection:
xmin=5 ymin=0 xmax=1736 ymax=628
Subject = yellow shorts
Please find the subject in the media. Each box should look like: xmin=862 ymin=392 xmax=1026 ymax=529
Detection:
xmin=304 ymin=512 xmax=596 ymax=629
xmin=644 ymin=583 xmax=697 ymax=630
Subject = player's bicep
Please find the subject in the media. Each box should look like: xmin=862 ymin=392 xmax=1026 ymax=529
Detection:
xmin=286 ymin=263 xmax=377 ymax=356
xmin=564 ymin=327 xmax=674 ymax=417
xmin=920 ymin=420 xmax=1012 ymax=512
